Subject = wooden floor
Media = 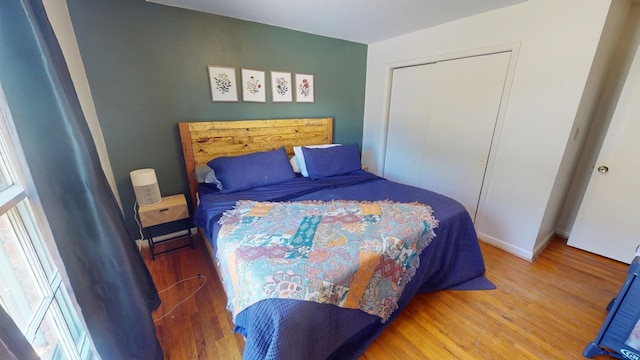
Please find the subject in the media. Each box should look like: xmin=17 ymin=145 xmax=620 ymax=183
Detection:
xmin=143 ymin=235 xmax=628 ymax=359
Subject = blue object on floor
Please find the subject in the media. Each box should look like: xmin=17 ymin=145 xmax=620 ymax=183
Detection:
xmin=447 ymin=275 xmax=496 ymax=291
xmin=583 ymin=252 xmax=640 ymax=359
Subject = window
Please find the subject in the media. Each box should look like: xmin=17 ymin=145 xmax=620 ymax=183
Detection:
xmin=0 ymin=86 xmax=96 ymax=359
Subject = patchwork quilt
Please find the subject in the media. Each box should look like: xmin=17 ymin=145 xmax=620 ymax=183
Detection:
xmin=216 ymin=200 xmax=438 ymax=322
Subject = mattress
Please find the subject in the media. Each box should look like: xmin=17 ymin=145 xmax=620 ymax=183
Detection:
xmin=194 ymin=171 xmax=490 ymax=359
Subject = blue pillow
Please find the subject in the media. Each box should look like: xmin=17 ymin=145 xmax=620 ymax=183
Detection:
xmin=301 ymin=143 xmax=361 ymax=179
xmin=207 ymin=147 xmax=295 ymax=193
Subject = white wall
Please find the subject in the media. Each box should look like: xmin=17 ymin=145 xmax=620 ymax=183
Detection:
xmin=558 ymin=3 xmax=640 ymax=236
xmin=362 ymin=0 xmax=613 ymax=259
xmin=42 ymin=0 xmax=121 ymax=209
xmin=536 ymin=0 xmax=629 ymax=247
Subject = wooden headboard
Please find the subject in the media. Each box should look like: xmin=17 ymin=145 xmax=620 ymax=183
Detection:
xmin=178 ymin=118 xmax=333 ymax=209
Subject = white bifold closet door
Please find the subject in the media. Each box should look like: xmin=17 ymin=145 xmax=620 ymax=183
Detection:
xmin=384 ymin=52 xmax=510 ymax=220
xmin=384 ymin=63 xmax=437 ymax=187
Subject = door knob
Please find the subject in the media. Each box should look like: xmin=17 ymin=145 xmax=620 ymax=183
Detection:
xmin=597 ymin=165 xmax=609 ymax=174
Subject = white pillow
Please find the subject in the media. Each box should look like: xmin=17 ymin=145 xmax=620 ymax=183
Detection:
xmin=195 ymin=164 xmax=223 ymax=189
xmin=290 ymin=156 xmax=300 ymax=173
xmin=293 ymin=144 xmax=341 ymax=177
xmin=195 ymin=165 xmax=212 ymax=183
xmin=204 ymin=170 xmax=223 ymax=190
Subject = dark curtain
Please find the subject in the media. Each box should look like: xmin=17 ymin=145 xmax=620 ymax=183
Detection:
xmin=0 ymin=1 xmax=163 ymax=359
xmin=0 ymin=307 xmax=38 ymax=360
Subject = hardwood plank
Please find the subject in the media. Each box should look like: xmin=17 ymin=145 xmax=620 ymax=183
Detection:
xmin=144 ymin=235 xmax=627 ymax=359
xmin=144 ymin=235 xmax=244 ymax=359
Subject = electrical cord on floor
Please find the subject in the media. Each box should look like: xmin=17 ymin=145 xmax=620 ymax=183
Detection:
xmin=133 ymin=200 xmax=144 ymax=251
xmin=153 ymin=274 xmax=208 ymax=322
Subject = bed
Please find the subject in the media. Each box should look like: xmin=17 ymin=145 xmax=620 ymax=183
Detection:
xmin=178 ymin=118 xmax=492 ymax=359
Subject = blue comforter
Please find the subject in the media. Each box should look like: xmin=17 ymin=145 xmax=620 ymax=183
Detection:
xmin=194 ymin=171 xmax=489 ymax=359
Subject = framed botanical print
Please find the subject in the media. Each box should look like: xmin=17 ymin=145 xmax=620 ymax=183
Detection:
xmin=208 ymin=66 xmax=238 ymax=102
xmin=295 ymin=73 xmax=314 ymax=103
xmin=241 ymin=68 xmax=266 ymax=102
xmin=271 ymin=71 xmax=292 ymax=102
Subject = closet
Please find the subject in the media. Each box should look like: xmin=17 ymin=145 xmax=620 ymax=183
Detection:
xmin=384 ymin=51 xmax=510 ymax=220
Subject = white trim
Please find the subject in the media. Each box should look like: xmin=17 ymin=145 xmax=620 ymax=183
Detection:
xmin=531 ymin=231 xmax=555 ymax=260
xmin=478 ymin=233 xmax=534 ymax=261
xmin=386 ymin=41 xmax=521 ymax=70
xmin=0 ymin=184 xmax=26 ymax=215
xmin=474 ymin=43 xmax=520 ymax=227
xmin=479 ymin=230 xmax=555 ymax=262
xmin=555 ymin=229 xmax=571 ymax=239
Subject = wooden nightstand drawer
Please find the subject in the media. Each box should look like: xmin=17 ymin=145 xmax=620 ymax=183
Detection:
xmin=139 ymin=194 xmax=188 ymax=227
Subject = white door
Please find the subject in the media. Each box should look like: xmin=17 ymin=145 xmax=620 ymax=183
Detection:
xmin=568 ymin=46 xmax=640 ymax=264
xmin=419 ymin=53 xmax=510 ymax=219
xmin=384 ymin=64 xmax=436 ymax=187
xmin=384 ymin=51 xmax=510 ymax=219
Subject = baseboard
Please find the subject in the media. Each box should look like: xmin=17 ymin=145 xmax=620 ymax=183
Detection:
xmin=531 ymin=231 xmax=555 ymax=260
xmin=478 ymin=232 xmax=534 ymax=261
xmin=478 ymin=230 xmax=562 ymax=262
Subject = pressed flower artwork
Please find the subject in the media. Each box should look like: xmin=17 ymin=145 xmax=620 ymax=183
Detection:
xmin=271 ymin=71 xmax=292 ymax=102
xmin=241 ymin=68 xmax=266 ymax=102
xmin=208 ymin=66 xmax=238 ymax=102
xmin=295 ymin=73 xmax=314 ymax=103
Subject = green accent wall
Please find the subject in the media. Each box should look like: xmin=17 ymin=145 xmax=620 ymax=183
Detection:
xmin=66 ymin=0 xmax=367 ymax=237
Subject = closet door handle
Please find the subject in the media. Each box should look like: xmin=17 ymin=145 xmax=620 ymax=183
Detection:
xmin=597 ymin=165 xmax=609 ymax=174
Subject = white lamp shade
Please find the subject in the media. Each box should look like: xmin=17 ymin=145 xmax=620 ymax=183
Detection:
xmin=130 ymin=168 xmax=161 ymax=206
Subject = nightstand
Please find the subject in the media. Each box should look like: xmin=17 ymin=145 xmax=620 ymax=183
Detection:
xmin=138 ymin=194 xmax=193 ymax=259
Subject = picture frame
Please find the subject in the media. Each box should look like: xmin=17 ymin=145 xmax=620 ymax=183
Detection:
xmin=208 ymin=66 xmax=238 ymax=102
xmin=241 ymin=68 xmax=266 ymax=102
xmin=295 ymin=73 xmax=314 ymax=103
xmin=271 ymin=71 xmax=293 ymax=102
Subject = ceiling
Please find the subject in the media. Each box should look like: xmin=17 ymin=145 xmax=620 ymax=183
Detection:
xmin=147 ymin=0 xmax=527 ymax=44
